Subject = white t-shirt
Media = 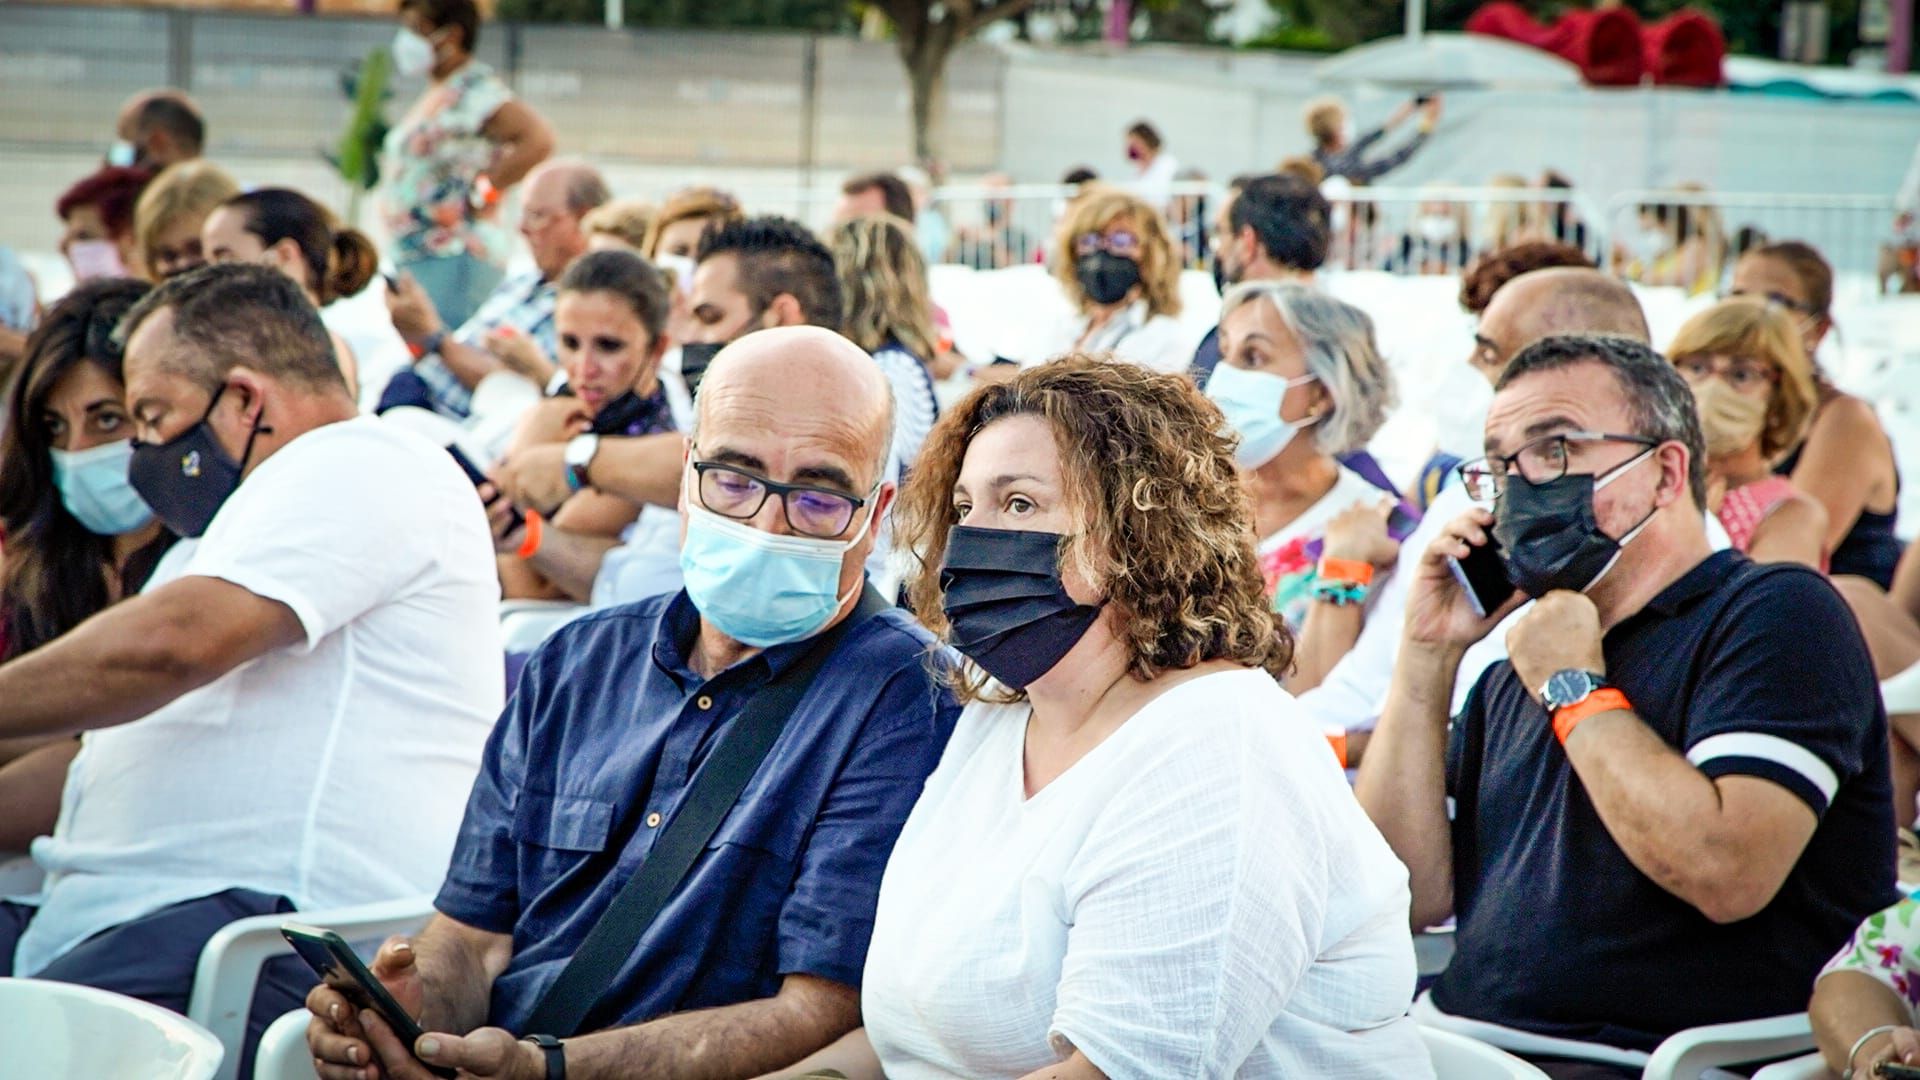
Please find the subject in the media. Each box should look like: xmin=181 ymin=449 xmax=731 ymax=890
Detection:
xmin=17 ymin=418 xmax=504 ymax=975
xmin=1035 ymin=301 xmax=1196 ymax=376
xmin=863 ymin=668 xmax=1431 ymax=1079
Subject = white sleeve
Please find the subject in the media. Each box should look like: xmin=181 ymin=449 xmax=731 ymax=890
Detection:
xmin=1049 ymin=712 xmax=1324 ymax=1076
xmin=185 ymin=430 xmax=448 ymax=651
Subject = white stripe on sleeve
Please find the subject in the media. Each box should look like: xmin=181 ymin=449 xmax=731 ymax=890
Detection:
xmin=1685 ymin=732 xmax=1839 ymax=804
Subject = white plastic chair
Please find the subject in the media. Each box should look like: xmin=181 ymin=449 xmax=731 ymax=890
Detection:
xmin=0 ymin=976 xmax=225 ymax=1079
xmin=0 ymin=852 xmax=44 ymax=897
xmin=1885 ymin=660 xmax=1920 ymax=715
xmin=1414 ymin=991 xmax=1817 ymax=1079
xmin=252 ymin=1007 xmax=315 ymax=1080
xmin=500 ymin=599 xmax=589 ymax=654
xmin=1421 ymin=1024 xmax=1552 ymax=1078
xmin=188 ymin=895 xmax=435 ymax=1080
xmin=1749 ymin=1052 xmax=1830 ymax=1080
xmin=1414 ymin=926 xmax=1456 ymax=978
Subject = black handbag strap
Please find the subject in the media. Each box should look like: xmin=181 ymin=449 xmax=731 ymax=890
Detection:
xmin=522 ymin=585 xmax=891 ymax=1038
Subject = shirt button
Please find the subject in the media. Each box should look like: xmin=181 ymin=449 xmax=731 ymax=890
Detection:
xmin=645 ymin=811 xmax=662 ymax=829
xmin=696 ymin=695 xmax=713 ymax=710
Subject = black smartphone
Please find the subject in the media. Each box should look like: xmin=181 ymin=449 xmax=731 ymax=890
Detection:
xmin=446 ymin=444 xmax=523 ymax=533
xmin=1447 ymin=533 xmax=1517 ymax=618
xmin=1878 ymin=1063 xmax=1920 ymax=1079
xmin=1386 ymin=502 xmax=1419 ymax=542
xmin=280 ymin=922 xmax=456 ymax=1079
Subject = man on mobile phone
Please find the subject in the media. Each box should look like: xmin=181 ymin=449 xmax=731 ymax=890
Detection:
xmin=1355 ymin=335 xmax=1895 ymax=1075
xmin=306 ymin=327 xmax=959 ymax=1080
xmin=0 ymin=264 xmax=502 ymax=1075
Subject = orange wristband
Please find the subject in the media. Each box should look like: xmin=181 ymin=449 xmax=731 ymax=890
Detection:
xmin=1325 ymin=729 xmax=1349 ymax=769
xmin=516 ymin=509 xmax=545 ymax=560
xmin=1316 ymin=556 xmax=1376 ymax=587
xmin=1552 ymin=687 xmax=1630 ymax=745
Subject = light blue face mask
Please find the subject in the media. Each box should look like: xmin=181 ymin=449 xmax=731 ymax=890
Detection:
xmin=50 ymin=440 xmax=155 ymax=536
xmin=679 ymin=501 xmax=870 ymax=647
xmin=1205 ymin=362 xmax=1320 ymax=469
xmin=105 ymin=140 xmax=138 ymax=168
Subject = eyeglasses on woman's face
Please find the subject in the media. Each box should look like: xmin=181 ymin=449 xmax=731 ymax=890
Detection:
xmin=1675 ymin=354 xmax=1778 ymax=395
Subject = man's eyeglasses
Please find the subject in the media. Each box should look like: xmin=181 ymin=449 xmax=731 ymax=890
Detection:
xmin=1675 ymin=354 xmax=1779 ymax=393
xmin=691 ymin=460 xmax=870 ymax=539
xmin=1075 ymin=230 xmax=1142 ymax=259
xmin=1457 ymin=431 xmax=1659 ymax=501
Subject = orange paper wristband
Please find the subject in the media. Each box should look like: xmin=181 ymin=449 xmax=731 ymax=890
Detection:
xmin=516 ymin=509 xmax=545 ymax=560
xmin=1552 ymin=687 xmax=1630 ymax=745
xmin=1325 ymin=729 xmax=1349 ymax=769
xmin=1317 ymin=556 xmax=1376 ymax=587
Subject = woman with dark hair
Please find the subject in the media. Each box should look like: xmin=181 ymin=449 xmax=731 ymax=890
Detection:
xmin=486 ymin=249 xmax=678 ymax=602
xmin=202 ymin=187 xmax=380 ymax=396
xmin=767 ymin=356 xmax=1426 ymax=1079
xmin=0 ymin=280 xmax=171 ymax=837
xmin=382 ymin=0 xmax=555 ymax=328
xmin=1731 ymin=239 xmax=1903 ymax=588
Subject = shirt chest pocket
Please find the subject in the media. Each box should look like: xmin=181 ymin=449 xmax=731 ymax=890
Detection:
xmin=510 ymin=792 xmax=617 ymax=874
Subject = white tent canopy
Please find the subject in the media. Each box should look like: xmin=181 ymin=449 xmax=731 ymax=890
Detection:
xmin=1315 ymin=31 xmax=1584 ymax=91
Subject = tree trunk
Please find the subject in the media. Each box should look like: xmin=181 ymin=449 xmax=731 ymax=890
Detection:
xmin=904 ymin=42 xmax=951 ymax=165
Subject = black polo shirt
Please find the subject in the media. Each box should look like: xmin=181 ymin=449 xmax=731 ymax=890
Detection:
xmin=1434 ymin=550 xmax=1897 ymax=1050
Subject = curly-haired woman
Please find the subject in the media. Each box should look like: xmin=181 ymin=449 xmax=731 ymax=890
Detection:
xmin=765 ymin=356 xmax=1428 ymax=1079
xmin=1035 ymin=184 xmax=1190 ymax=374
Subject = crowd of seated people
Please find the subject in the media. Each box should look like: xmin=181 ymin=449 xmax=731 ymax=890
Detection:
xmin=1 ymin=11 xmax=1917 ymax=1078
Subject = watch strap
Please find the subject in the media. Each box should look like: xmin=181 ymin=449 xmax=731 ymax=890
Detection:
xmin=564 ymin=435 xmax=598 ymax=493
xmin=523 ymin=1034 xmax=566 ymax=1080
xmin=1552 ymin=687 xmax=1630 ymax=745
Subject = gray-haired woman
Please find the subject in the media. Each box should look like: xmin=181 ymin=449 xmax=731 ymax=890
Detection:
xmin=1204 ymin=281 xmax=1405 ymax=697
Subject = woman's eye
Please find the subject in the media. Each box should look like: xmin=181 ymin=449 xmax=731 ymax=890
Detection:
xmin=560 ymin=335 xmax=580 ymax=351
xmin=1007 ymin=496 xmax=1034 ymax=514
xmin=96 ymin=414 xmax=124 ymax=432
xmin=952 ymin=502 xmax=972 ymax=517
xmin=595 ymin=337 xmax=624 ymax=353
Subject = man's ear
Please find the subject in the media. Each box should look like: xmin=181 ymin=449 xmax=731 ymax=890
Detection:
xmin=1657 ymin=442 xmax=1692 ymax=508
xmin=222 ymin=367 xmax=271 ymax=429
xmin=764 ymin=293 xmax=805 ymax=329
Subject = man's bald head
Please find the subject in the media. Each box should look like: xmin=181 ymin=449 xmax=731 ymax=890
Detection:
xmin=1473 ymin=267 xmax=1649 ymax=384
xmin=520 ymin=158 xmax=608 ymax=280
xmin=527 ymin=158 xmax=610 ymax=217
xmin=694 ymin=326 xmax=895 ymax=487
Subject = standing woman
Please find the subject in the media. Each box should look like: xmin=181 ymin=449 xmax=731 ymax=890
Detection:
xmin=828 ymin=213 xmax=941 ymax=472
xmin=382 ymin=0 xmax=554 ymax=329
xmin=766 ymin=356 xmax=1428 ymax=1079
xmin=1731 ymin=239 xmax=1904 ymax=589
xmin=1042 ymin=184 xmax=1189 ymax=374
xmin=201 ymin=187 xmax=379 ymax=398
xmin=0 ymin=281 xmax=171 ymax=842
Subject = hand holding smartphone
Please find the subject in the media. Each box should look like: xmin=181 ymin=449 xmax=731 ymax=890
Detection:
xmin=281 ymin=922 xmax=456 ymax=1078
xmin=1880 ymin=1062 xmax=1920 ymax=1079
xmin=1447 ymin=531 xmax=1518 ymax=619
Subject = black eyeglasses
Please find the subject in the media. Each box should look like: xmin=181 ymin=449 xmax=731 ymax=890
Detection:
xmin=691 ymin=460 xmax=870 ymax=539
xmin=1457 ymin=431 xmax=1659 ymax=501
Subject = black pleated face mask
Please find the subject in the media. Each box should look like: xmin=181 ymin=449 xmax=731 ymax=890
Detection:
xmin=940 ymin=525 xmax=1103 ymax=691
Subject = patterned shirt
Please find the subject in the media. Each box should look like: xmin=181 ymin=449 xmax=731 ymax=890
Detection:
xmin=416 ymin=271 xmax=556 ymax=418
xmin=380 ymin=61 xmax=514 ymax=266
xmin=1821 ymin=892 xmax=1920 ymax=1016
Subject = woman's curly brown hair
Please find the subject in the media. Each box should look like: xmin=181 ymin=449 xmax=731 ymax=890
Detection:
xmin=896 ymin=355 xmax=1291 ymax=702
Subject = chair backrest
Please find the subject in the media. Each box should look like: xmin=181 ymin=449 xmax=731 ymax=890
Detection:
xmin=0 ymin=977 xmax=224 ymax=1080
xmin=1421 ymin=1025 xmax=1553 ymax=1079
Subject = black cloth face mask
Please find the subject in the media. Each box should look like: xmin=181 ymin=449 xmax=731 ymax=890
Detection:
xmin=129 ymin=385 xmax=267 ymax=539
xmin=1492 ymin=448 xmax=1656 ymax=599
xmin=678 ymin=342 xmax=723 ymax=399
xmin=1075 ymin=252 xmax=1141 ymax=307
xmin=940 ymin=525 xmax=1103 ymax=691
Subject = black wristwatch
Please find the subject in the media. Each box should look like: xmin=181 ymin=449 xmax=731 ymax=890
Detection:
xmin=1539 ymin=669 xmax=1610 ymax=712
xmin=522 ymin=1033 xmax=566 ymax=1080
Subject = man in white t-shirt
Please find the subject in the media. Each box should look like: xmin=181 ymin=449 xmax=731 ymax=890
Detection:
xmin=0 ymin=263 xmax=502 ymax=1071
xmin=1299 ymin=268 xmax=1655 ymax=760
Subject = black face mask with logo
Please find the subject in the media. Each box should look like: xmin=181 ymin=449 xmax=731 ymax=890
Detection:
xmin=940 ymin=525 xmax=1104 ymax=691
xmin=129 ymin=385 xmax=268 ymax=539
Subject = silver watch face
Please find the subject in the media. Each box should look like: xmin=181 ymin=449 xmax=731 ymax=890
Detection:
xmin=1544 ymin=670 xmax=1598 ymax=709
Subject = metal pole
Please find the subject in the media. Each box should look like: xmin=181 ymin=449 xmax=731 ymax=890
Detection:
xmin=1405 ymin=0 xmax=1424 ymax=42
xmin=604 ymin=0 xmax=622 ymax=31
xmin=1892 ymin=0 xmax=1914 ymax=73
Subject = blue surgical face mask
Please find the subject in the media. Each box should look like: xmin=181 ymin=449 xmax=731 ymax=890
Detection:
xmin=106 ymin=140 xmax=139 ymax=169
xmin=1205 ymin=361 xmax=1320 ymax=469
xmin=50 ymin=439 xmax=154 ymax=536
xmin=679 ymin=500 xmax=872 ymax=648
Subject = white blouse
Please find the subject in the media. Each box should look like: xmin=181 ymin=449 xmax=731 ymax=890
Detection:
xmin=862 ymin=668 xmax=1432 ymax=1079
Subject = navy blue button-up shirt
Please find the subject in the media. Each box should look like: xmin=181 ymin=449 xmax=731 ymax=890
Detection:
xmin=435 ymin=589 xmax=959 ymax=1034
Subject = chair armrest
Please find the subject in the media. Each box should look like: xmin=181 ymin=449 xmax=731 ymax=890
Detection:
xmin=251 ymin=1007 xmax=319 ymax=1080
xmin=1643 ymin=1013 xmax=1816 ymax=1080
xmin=188 ymin=896 xmax=435 ymax=1080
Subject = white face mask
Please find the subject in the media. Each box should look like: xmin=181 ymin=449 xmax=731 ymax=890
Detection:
xmin=1205 ymin=362 xmax=1320 ymax=470
xmin=391 ymin=27 xmax=436 ymax=78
